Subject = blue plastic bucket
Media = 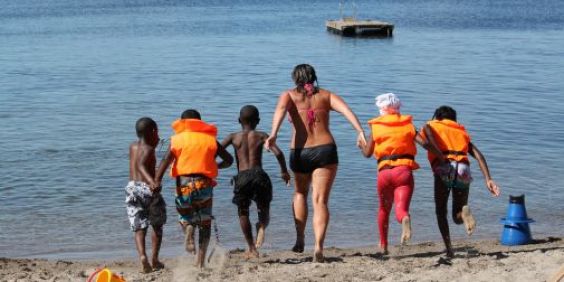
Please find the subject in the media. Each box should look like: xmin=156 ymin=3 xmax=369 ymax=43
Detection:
xmin=500 ymin=195 xmax=533 ymax=246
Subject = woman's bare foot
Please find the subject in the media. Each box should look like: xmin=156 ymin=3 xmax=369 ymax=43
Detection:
xmin=151 ymin=260 xmax=165 ymax=271
xmin=140 ymin=255 xmax=152 ymax=273
xmin=461 ymin=205 xmax=476 ymax=235
xmin=313 ymin=250 xmax=325 ymax=263
xmin=184 ymin=225 xmax=196 ymax=254
xmin=255 ymin=223 xmax=265 ymax=249
xmin=401 ymin=216 xmax=412 ymax=245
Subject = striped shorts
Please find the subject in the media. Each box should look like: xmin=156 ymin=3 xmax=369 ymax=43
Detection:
xmin=175 ymin=177 xmax=215 ymax=226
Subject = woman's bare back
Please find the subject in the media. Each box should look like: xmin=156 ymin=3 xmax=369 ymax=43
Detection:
xmin=286 ymin=88 xmax=335 ymax=148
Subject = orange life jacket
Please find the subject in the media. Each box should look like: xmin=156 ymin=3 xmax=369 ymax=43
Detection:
xmin=170 ymin=119 xmax=218 ymax=179
xmin=423 ymin=119 xmax=471 ymax=165
xmin=369 ymin=114 xmax=419 ymax=171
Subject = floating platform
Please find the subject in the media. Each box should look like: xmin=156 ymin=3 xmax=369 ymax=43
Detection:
xmin=326 ymin=18 xmax=394 ymax=37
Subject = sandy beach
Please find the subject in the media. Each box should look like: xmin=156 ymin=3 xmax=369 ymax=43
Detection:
xmin=1 ymin=237 xmax=562 ymax=282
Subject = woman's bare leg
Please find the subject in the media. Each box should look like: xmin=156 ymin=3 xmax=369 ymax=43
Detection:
xmin=311 ymin=164 xmax=337 ymax=262
xmin=292 ymin=172 xmax=311 ymax=253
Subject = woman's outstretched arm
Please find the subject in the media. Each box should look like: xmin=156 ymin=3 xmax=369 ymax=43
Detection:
xmin=265 ymin=92 xmax=290 ymax=150
xmin=329 ymin=92 xmax=367 ymax=147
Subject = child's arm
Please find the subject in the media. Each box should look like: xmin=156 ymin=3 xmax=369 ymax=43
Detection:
xmin=137 ymin=146 xmax=159 ymax=190
xmin=359 ymin=132 xmax=376 ymax=158
xmin=469 ymin=142 xmax=500 ymax=197
xmin=415 ymin=125 xmax=447 ymax=163
xmin=266 ymin=135 xmax=291 ymax=186
xmin=154 ymin=145 xmax=175 ymax=188
xmin=220 ymin=133 xmax=233 ymax=149
xmin=216 ymin=141 xmax=233 ymax=169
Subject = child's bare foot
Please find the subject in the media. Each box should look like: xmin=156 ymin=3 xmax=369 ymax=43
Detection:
xmin=379 ymin=243 xmax=389 ymax=255
xmin=446 ymin=248 xmax=455 ymax=258
xmin=313 ymin=250 xmax=325 ymax=263
xmin=184 ymin=225 xmax=196 ymax=254
xmin=244 ymin=248 xmax=260 ymax=259
xmin=255 ymin=223 xmax=265 ymax=249
xmin=140 ymin=255 xmax=152 ymax=273
xmin=151 ymin=260 xmax=165 ymax=271
xmin=195 ymin=256 xmax=206 ymax=269
xmin=292 ymin=240 xmax=304 ymax=253
xmin=461 ymin=205 xmax=476 ymax=235
xmin=401 ymin=216 xmax=412 ymax=245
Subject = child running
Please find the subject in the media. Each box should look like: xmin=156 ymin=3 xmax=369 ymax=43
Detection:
xmin=221 ymin=105 xmax=291 ymax=258
xmin=126 ymin=117 xmax=167 ymax=273
xmin=359 ymin=93 xmax=445 ymax=254
xmin=420 ymin=105 xmax=500 ymax=257
xmin=155 ymin=109 xmax=233 ymax=268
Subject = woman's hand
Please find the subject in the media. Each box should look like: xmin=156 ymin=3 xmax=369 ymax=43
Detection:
xmin=486 ymin=179 xmax=500 ymax=197
xmin=264 ymin=135 xmax=277 ymax=151
xmin=356 ymin=131 xmax=367 ymax=148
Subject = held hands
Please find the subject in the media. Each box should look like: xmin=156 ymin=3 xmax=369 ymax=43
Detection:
xmin=486 ymin=179 xmax=500 ymax=197
xmin=281 ymin=171 xmax=291 ymax=187
xmin=264 ymin=135 xmax=277 ymax=151
xmin=356 ymin=131 xmax=367 ymax=148
xmin=150 ymin=181 xmax=162 ymax=193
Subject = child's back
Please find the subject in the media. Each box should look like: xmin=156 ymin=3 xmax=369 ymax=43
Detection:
xmin=229 ymin=130 xmax=268 ymax=171
xmin=221 ymin=105 xmax=290 ymax=258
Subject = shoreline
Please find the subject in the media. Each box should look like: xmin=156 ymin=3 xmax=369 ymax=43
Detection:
xmin=1 ymin=237 xmax=563 ymax=282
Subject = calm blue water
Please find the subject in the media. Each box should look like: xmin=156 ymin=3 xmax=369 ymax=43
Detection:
xmin=1 ymin=0 xmax=563 ymax=259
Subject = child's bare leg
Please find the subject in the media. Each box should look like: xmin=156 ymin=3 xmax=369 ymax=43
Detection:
xmin=183 ymin=223 xmax=196 ymax=254
xmin=196 ymin=225 xmax=211 ymax=268
xmin=255 ymin=202 xmax=270 ymax=249
xmin=401 ymin=216 xmax=412 ymax=245
xmin=452 ymin=189 xmax=474 ymax=235
xmin=151 ymin=225 xmax=164 ymax=270
xmin=238 ymin=204 xmax=259 ymax=258
xmin=377 ymin=179 xmax=393 ymax=254
xmin=134 ymin=229 xmax=152 ymax=273
xmin=393 ymin=171 xmax=414 ymax=245
xmin=292 ymin=172 xmax=311 ymax=253
xmin=434 ymin=177 xmax=454 ymax=257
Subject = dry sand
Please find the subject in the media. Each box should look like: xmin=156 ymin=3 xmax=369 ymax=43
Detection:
xmin=1 ymin=237 xmax=563 ymax=282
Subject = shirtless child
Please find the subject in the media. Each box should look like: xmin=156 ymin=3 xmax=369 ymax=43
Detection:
xmin=126 ymin=117 xmax=167 ymax=273
xmin=221 ymin=105 xmax=291 ymax=258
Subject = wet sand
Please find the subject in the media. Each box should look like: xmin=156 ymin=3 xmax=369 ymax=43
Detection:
xmin=1 ymin=237 xmax=563 ymax=282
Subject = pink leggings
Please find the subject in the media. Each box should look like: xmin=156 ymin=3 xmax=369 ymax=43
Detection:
xmin=377 ymin=165 xmax=414 ymax=247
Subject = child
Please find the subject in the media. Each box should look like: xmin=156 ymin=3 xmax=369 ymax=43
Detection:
xmin=221 ymin=105 xmax=291 ymax=258
xmin=155 ymin=109 xmax=233 ymax=268
xmin=126 ymin=117 xmax=167 ymax=273
xmin=421 ymin=105 xmax=500 ymax=257
xmin=359 ymin=93 xmax=445 ymax=254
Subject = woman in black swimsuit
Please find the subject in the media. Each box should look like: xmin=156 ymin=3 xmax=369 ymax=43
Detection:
xmin=265 ymin=64 xmax=366 ymax=262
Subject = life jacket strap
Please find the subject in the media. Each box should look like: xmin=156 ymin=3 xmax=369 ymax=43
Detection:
xmin=377 ymin=154 xmax=415 ymax=164
xmin=442 ymin=150 xmax=467 ymax=156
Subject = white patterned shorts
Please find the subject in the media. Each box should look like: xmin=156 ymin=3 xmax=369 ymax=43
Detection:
xmin=125 ymin=181 xmax=167 ymax=231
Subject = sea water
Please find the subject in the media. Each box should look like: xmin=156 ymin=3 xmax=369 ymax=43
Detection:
xmin=1 ymin=0 xmax=563 ymax=259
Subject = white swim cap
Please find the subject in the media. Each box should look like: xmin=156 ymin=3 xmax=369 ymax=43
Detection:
xmin=375 ymin=92 xmax=401 ymax=115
